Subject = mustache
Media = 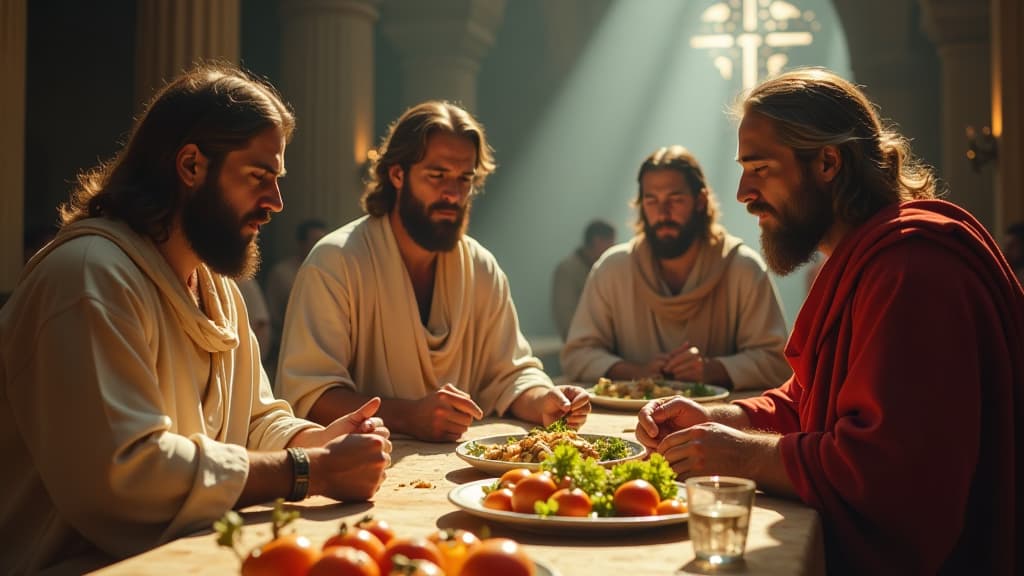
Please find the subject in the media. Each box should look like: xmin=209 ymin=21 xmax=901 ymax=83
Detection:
xmin=429 ymin=201 xmax=462 ymax=213
xmin=747 ymin=202 xmax=776 ymax=217
xmin=651 ymin=221 xmax=682 ymax=231
xmin=245 ymin=209 xmax=272 ymax=226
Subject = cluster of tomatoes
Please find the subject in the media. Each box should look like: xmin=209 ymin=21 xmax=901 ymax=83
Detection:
xmin=482 ymin=468 xmax=687 ymax=517
xmin=236 ymin=515 xmax=535 ymax=576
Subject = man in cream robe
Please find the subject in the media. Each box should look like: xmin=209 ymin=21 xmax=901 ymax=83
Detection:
xmin=561 ymin=146 xmax=790 ymax=390
xmin=0 ymin=65 xmax=391 ymax=573
xmin=277 ymin=101 xmax=590 ymax=441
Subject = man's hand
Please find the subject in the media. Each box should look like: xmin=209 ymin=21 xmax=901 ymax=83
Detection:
xmin=635 ymin=396 xmax=711 ymax=450
xmin=662 ymin=341 xmax=704 ymax=382
xmin=309 ymin=432 xmax=392 ymax=502
xmin=540 ymin=385 xmax=591 ymax=428
xmin=289 ymin=397 xmax=390 ymax=448
xmin=409 ymin=383 xmax=484 ymax=442
xmin=606 ymin=354 xmax=669 ymax=381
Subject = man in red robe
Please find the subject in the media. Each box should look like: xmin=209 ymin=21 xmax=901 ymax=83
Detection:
xmin=636 ymin=68 xmax=1023 ymax=574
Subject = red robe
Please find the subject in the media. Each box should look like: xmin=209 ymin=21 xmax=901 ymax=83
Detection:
xmin=736 ymin=200 xmax=1023 ymax=574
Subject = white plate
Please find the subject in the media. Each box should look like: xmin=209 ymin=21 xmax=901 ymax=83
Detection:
xmin=586 ymin=381 xmax=729 ymax=410
xmin=448 ymin=479 xmax=688 ymax=533
xmin=534 ymin=560 xmax=560 ymax=576
xmin=455 ymin=433 xmax=645 ymax=476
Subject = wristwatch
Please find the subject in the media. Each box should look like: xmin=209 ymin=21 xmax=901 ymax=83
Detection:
xmin=285 ymin=447 xmax=310 ymax=502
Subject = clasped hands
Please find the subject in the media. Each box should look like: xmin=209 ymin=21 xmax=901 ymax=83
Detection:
xmin=647 ymin=341 xmax=705 ymax=382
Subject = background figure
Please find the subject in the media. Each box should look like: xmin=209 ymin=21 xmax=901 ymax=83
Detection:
xmin=265 ymin=218 xmax=327 ymax=366
xmin=237 ymin=277 xmax=271 ymax=361
xmin=276 ymin=100 xmax=590 ymax=442
xmin=1005 ymin=221 xmax=1024 ymax=284
xmin=551 ymin=219 xmax=616 ymax=341
xmin=561 ymin=146 xmax=790 ymax=390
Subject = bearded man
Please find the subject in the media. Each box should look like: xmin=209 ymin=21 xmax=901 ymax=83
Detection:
xmin=560 ymin=146 xmax=790 ymax=390
xmin=275 ymin=101 xmax=590 ymax=442
xmin=0 ymin=65 xmax=393 ymax=573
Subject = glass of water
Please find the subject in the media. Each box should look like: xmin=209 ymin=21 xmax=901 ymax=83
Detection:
xmin=685 ymin=476 xmax=756 ymax=566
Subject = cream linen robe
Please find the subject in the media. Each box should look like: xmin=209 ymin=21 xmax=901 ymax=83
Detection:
xmin=276 ymin=216 xmax=553 ymax=419
xmin=561 ymin=233 xmax=791 ymax=390
xmin=0 ymin=219 xmax=319 ymax=573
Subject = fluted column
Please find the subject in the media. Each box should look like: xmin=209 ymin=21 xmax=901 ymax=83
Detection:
xmin=0 ymin=0 xmax=26 ymax=292
xmin=992 ymin=0 xmax=1024 ymax=230
xmin=921 ymin=0 xmax=995 ymax=230
xmin=135 ymin=0 xmax=240 ymax=105
xmin=380 ymin=0 xmax=506 ymax=111
xmin=278 ymin=0 xmax=378 ymax=242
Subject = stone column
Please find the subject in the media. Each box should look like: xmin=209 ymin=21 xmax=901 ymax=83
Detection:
xmin=380 ymin=0 xmax=506 ymax=111
xmin=921 ymin=0 xmax=995 ymax=230
xmin=135 ymin=0 xmax=240 ymax=105
xmin=992 ymin=0 xmax=1024 ymax=230
xmin=0 ymin=0 xmax=26 ymax=293
xmin=277 ymin=0 xmax=379 ymax=243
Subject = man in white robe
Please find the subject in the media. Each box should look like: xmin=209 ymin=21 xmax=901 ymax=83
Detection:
xmin=277 ymin=101 xmax=591 ymax=442
xmin=561 ymin=146 xmax=790 ymax=390
xmin=0 ymin=65 xmax=391 ymax=573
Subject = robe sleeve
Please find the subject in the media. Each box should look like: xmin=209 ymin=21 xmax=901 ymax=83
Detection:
xmin=713 ymin=248 xmax=792 ymax=390
xmin=559 ymin=258 xmax=625 ymax=381
xmin=275 ymin=251 xmax=356 ymax=419
xmin=777 ymin=239 xmax=982 ymax=573
xmin=472 ymin=256 xmax=553 ymax=417
xmin=733 ymin=375 xmax=803 ymax=433
xmin=6 ymin=277 xmax=248 ymax=560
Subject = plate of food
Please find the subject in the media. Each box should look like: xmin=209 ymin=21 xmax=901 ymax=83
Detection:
xmin=448 ymin=479 xmax=689 ymax=533
xmin=586 ymin=377 xmax=729 ymax=410
xmin=456 ymin=425 xmax=645 ymax=476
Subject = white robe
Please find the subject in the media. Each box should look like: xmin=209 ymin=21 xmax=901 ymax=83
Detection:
xmin=561 ymin=233 xmax=791 ymax=390
xmin=0 ymin=218 xmax=319 ymax=573
xmin=276 ymin=216 xmax=553 ymax=419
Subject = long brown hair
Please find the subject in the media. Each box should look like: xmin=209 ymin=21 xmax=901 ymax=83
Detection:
xmin=740 ymin=67 xmax=938 ymax=226
xmin=361 ymin=101 xmax=496 ymax=217
xmin=59 ymin=63 xmax=295 ymax=242
xmin=633 ymin=145 xmax=723 ymax=240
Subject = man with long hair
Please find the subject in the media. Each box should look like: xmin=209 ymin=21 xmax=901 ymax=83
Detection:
xmin=0 ymin=65 xmax=392 ymax=573
xmin=276 ymin=101 xmax=590 ymax=442
xmin=637 ymin=68 xmax=1023 ymax=574
xmin=561 ymin=146 xmax=790 ymax=390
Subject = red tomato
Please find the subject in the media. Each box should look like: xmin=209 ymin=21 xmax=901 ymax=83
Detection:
xmin=550 ymin=488 xmax=592 ymax=517
xmin=323 ymin=523 xmax=386 ymax=565
xmin=460 ymin=538 xmax=536 ymax=576
xmin=511 ymin=472 xmax=558 ymax=514
xmin=499 ymin=468 xmax=533 ymax=489
xmin=482 ymin=488 xmax=514 ymax=512
xmin=427 ymin=528 xmax=480 ymax=575
xmin=387 ymin=557 xmax=445 ymax=576
xmin=241 ymin=534 xmax=320 ymax=576
xmin=613 ymin=479 xmax=661 ymax=517
xmin=356 ymin=516 xmax=397 ymax=545
xmin=308 ymin=546 xmax=381 ymax=576
xmin=655 ymin=498 xmax=688 ymax=515
xmin=379 ymin=537 xmax=445 ymax=575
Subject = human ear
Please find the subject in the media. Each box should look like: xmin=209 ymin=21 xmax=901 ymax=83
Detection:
xmin=176 ymin=144 xmax=208 ymax=189
xmin=388 ymin=164 xmax=405 ymax=191
xmin=818 ymin=145 xmax=842 ymax=184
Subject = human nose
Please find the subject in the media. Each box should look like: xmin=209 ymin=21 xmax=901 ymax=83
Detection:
xmin=262 ymin=178 xmax=284 ymax=213
xmin=736 ymin=175 xmax=757 ymax=205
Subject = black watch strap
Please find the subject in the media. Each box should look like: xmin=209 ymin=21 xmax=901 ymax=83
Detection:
xmin=285 ymin=447 xmax=310 ymax=502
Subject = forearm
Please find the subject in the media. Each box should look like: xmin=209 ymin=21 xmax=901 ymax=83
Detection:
xmin=235 ymin=450 xmax=293 ymax=508
xmin=307 ymin=387 xmax=421 ymax=437
xmin=508 ymin=387 xmax=548 ymax=424
xmin=744 ymin=433 xmax=797 ymax=498
xmin=707 ymin=403 xmax=751 ymax=429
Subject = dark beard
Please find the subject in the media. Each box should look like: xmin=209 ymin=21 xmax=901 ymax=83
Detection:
xmin=397 ymin=179 xmax=469 ymax=252
xmin=644 ymin=215 xmax=699 ymax=259
xmin=756 ymin=169 xmax=834 ymax=276
xmin=181 ymin=173 xmax=266 ymax=279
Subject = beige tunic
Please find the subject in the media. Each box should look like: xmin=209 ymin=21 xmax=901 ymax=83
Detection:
xmin=561 ymin=233 xmax=791 ymax=390
xmin=276 ymin=216 xmax=553 ymax=419
xmin=0 ymin=219 xmax=319 ymax=573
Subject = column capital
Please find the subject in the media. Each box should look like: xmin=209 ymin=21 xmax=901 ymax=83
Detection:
xmin=379 ymin=0 xmax=505 ymax=66
xmin=920 ymin=0 xmax=990 ymax=46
